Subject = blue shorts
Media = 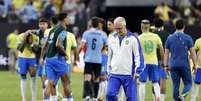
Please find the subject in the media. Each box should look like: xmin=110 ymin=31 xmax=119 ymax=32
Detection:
xmin=37 ymin=64 xmax=46 ymax=77
xmin=45 ymin=56 xmax=68 ymax=85
xmin=106 ymin=74 xmax=137 ymax=101
xmin=194 ymin=68 xmax=201 ymax=84
xmin=18 ymin=57 xmax=37 ymax=75
xmin=139 ymin=64 xmax=159 ymax=82
xmin=158 ymin=66 xmax=167 ymax=80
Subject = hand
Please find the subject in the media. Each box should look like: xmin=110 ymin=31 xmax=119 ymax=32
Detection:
xmin=192 ymin=65 xmax=196 ymax=74
xmin=134 ymin=73 xmax=139 ymax=80
xmin=39 ymin=58 xmax=44 ymax=65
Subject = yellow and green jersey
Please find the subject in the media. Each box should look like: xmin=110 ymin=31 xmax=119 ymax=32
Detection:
xmin=195 ymin=38 xmax=201 ymax=68
xmin=7 ymin=33 xmax=18 ymax=49
xmin=17 ymin=33 xmax=39 ymax=58
xmin=66 ymin=32 xmax=77 ymax=64
xmin=139 ymin=32 xmax=162 ymax=65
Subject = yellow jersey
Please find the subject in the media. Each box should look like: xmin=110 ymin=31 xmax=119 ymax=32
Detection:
xmin=66 ymin=32 xmax=77 ymax=64
xmin=7 ymin=33 xmax=18 ymax=49
xmin=17 ymin=33 xmax=39 ymax=58
xmin=139 ymin=32 xmax=162 ymax=65
xmin=154 ymin=5 xmax=171 ymax=21
xmin=195 ymin=38 xmax=201 ymax=67
xmin=12 ymin=0 xmax=26 ymax=9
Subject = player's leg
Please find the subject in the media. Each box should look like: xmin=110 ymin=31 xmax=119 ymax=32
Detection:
xmin=92 ymin=63 xmax=102 ymax=101
xmin=139 ymin=65 xmax=148 ymax=101
xmin=18 ymin=57 xmax=28 ymax=101
xmin=37 ymin=64 xmax=47 ymax=98
xmin=83 ymin=62 xmax=93 ymax=100
xmin=170 ymin=68 xmax=181 ymax=101
xmin=55 ymin=57 xmax=73 ymax=101
xmin=122 ymin=75 xmax=137 ymax=101
xmin=98 ymin=73 xmax=107 ymax=100
xmin=28 ymin=58 xmax=37 ymax=101
xmin=44 ymin=58 xmax=56 ymax=101
xmin=150 ymin=65 xmax=160 ymax=101
xmin=180 ymin=67 xmax=192 ymax=99
xmin=106 ymin=74 xmax=121 ymax=101
xmin=191 ymin=68 xmax=201 ymax=101
xmin=159 ymin=68 xmax=167 ymax=101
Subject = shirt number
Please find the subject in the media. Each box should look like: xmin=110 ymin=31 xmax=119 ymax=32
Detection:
xmin=91 ymin=38 xmax=97 ymax=50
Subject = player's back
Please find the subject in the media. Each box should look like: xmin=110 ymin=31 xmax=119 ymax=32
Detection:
xmin=83 ymin=28 xmax=107 ymax=64
xmin=139 ymin=32 xmax=162 ymax=64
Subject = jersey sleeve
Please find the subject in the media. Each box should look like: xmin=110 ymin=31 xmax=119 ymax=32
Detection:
xmin=194 ymin=39 xmax=199 ymax=51
xmin=188 ymin=36 xmax=194 ymax=49
xmin=132 ymin=36 xmax=145 ymax=75
xmin=156 ymin=35 xmax=163 ymax=46
xmin=58 ymin=30 xmax=67 ymax=41
xmin=103 ymin=32 xmax=108 ymax=45
xmin=71 ymin=33 xmax=77 ymax=48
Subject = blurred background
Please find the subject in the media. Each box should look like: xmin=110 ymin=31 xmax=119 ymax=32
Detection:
xmin=0 ymin=0 xmax=201 ymax=70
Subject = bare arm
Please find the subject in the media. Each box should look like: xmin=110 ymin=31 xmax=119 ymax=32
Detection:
xmin=78 ymin=41 xmax=86 ymax=54
xmin=189 ymin=47 xmax=197 ymax=71
xmin=158 ymin=43 xmax=164 ymax=66
xmin=56 ymin=35 xmax=67 ymax=57
xmin=164 ymin=48 xmax=170 ymax=69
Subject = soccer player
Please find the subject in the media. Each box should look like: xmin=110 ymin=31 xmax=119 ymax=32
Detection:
xmin=152 ymin=18 xmax=170 ymax=101
xmin=6 ymin=29 xmax=18 ymax=72
xmin=106 ymin=17 xmax=144 ymax=101
xmin=138 ymin=20 xmax=164 ymax=101
xmin=191 ymin=37 xmax=201 ymax=101
xmin=164 ymin=19 xmax=197 ymax=101
xmin=78 ymin=17 xmax=107 ymax=101
xmin=40 ymin=13 xmax=73 ymax=101
xmin=17 ymin=32 xmax=39 ymax=101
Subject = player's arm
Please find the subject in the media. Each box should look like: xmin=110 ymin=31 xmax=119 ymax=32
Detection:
xmin=189 ymin=47 xmax=197 ymax=72
xmin=107 ymin=40 xmax=112 ymax=74
xmin=157 ymin=37 xmax=164 ymax=66
xmin=133 ymin=37 xmax=145 ymax=76
xmin=164 ymin=48 xmax=170 ymax=70
xmin=71 ymin=35 xmax=79 ymax=63
xmin=78 ymin=32 xmax=87 ymax=54
xmin=56 ymin=30 xmax=67 ymax=57
xmin=17 ymin=34 xmax=27 ymax=52
xmin=31 ymin=36 xmax=40 ymax=53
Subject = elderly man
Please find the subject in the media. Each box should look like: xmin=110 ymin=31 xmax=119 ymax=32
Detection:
xmin=106 ymin=17 xmax=144 ymax=101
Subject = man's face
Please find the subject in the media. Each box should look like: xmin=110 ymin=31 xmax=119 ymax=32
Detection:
xmin=64 ymin=16 xmax=70 ymax=26
xmin=107 ymin=21 xmax=114 ymax=32
xmin=114 ymin=22 xmax=125 ymax=36
xmin=39 ymin=22 xmax=48 ymax=31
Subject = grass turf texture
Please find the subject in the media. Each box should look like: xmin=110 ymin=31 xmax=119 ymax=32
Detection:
xmin=0 ymin=71 xmax=200 ymax=101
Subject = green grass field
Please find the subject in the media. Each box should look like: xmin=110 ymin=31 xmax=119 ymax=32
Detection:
xmin=0 ymin=71 xmax=200 ymax=101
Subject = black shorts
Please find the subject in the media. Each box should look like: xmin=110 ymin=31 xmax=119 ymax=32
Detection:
xmin=84 ymin=62 xmax=102 ymax=78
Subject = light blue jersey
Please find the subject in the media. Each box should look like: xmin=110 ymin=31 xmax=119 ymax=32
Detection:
xmin=82 ymin=28 xmax=107 ymax=64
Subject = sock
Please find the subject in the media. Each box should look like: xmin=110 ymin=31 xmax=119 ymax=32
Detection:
xmin=160 ymin=94 xmax=165 ymax=101
xmin=93 ymin=98 xmax=98 ymax=101
xmin=50 ymin=96 xmax=58 ymax=101
xmin=67 ymin=95 xmax=74 ymax=101
xmin=44 ymin=96 xmax=50 ymax=101
xmin=98 ymin=81 xmax=104 ymax=98
xmin=118 ymin=86 xmax=124 ymax=101
xmin=21 ymin=79 xmax=26 ymax=101
xmin=191 ymin=84 xmax=200 ymax=101
xmin=93 ymin=82 xmax=99 ymax=98
xmin=83 ymin=81 xmax=92 ymax=98
xmin=85 ymin=96 xmax=90 ymax=101
xmin=139 ymin=82 xmax=146 ymax=101
xmin=30 ymin=77 xmax=37 ymax=101
xmin=153 ymin=83 xmax=160 ymax=101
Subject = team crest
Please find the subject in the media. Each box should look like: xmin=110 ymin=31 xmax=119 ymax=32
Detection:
xmin=126 ymin=40 xmax=129 ymax=45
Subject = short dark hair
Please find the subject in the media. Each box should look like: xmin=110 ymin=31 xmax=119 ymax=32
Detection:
xmin=108 ymin=18 xmax=114 ymax=23
xmin=175 ymin=19 xmax=185 ymax=30
xmin=51 ymin=16 xmax=58 ymax=25
xmin=39 ymin=18 xmax=48 ymax=23
xmin=58 ymin=13 xmax=68 ymax=21
xmin=154 ymin=18 xmax=164 ymax=28
xmin=91 ymin=17 xmax=99 ymax=28
xmin=141 ymin=19 xmax=150 ymax=24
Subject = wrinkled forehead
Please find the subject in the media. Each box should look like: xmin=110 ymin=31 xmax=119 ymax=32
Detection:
xmin=114 ymin=22 xmax=124 ymax=29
